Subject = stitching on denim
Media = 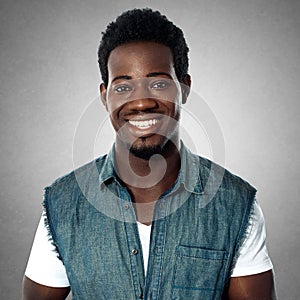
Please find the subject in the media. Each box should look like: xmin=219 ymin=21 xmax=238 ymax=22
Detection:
xmin=173 ymin=285 xmax=222 ymax=291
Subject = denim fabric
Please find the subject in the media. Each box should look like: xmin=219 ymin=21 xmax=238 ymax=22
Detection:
xmin=44 ymin=143 xmax=256 ymax=299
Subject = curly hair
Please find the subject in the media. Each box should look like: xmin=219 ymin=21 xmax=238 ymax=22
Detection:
xmin=98 ymin=8 xmax=189 ymax=86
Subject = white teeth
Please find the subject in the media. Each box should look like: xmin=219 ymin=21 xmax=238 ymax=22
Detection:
xmin=129 ymin=119 xmax=158 ymax=128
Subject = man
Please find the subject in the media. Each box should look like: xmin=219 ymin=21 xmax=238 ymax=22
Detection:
xmin=23 ymin=8 xmax=276 ymax=299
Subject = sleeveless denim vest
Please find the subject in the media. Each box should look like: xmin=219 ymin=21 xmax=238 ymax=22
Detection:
xmin=44 ymin=144 xmax=256 ymax=299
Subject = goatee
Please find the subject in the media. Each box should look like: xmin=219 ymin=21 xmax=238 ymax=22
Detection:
xmin=129 ymin=143 xmax=165 ymax=160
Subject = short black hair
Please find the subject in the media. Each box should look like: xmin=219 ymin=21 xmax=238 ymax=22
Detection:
xmin=98 ymin=8 xmax=189 ymax=86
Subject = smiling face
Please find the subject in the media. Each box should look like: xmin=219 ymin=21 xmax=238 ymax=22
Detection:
xmin=101 ymin=41 xmax=190 ymax=159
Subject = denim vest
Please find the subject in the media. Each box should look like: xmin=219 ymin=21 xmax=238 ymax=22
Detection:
xmin=44 ymin=143 xmax=256 ymax=300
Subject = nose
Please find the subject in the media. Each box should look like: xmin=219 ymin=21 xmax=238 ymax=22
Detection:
xmin=126 ymin=97 xmax=158 ymax=111
xmin=126 ymin=84 xmax=158 ymax=111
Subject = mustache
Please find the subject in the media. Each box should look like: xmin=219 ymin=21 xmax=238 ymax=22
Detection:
xmin=121 ymin=110 xmax=165 ymax=117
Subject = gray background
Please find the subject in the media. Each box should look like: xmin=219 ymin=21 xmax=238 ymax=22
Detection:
xmin=1 ymin=0 xmax=299 ymax=299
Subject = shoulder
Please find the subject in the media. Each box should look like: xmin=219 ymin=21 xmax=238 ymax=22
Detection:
xmin=46 ymin=154 xmax=108 ymax=191
xmin=197 ymin=154 xmax=256 ymax=195
xmin=43 ymin=155 xmax=109 ymax=234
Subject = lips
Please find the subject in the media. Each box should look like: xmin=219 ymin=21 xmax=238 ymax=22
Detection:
xmin=122 ymin=115 xmax=165 ymax=139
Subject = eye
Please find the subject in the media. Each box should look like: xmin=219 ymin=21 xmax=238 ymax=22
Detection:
xmin=150 ymin=80 xmax=169 ymax=90
xmin=113 ymin=84 xmax=132 ymax=94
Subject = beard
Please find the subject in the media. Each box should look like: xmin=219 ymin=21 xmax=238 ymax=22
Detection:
xmin=130 ymin=143 xmax=163 ymax=160
xmin=118 ymin=118 xmax=180 ymax=160
xmin=128 ymin=135 xmax=171 ymax=160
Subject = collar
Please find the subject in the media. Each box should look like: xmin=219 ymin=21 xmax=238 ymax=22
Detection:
xmin=177 ymin=142 xmax=204 ymax=195
xmin=98 ymin=146 xmax=117 ymax=185
xmin=98 ymin=142 xmax=204 ymax=195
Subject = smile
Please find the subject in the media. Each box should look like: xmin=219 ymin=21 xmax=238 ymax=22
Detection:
xmin=128 ymin=119 xmax=159 ymax=129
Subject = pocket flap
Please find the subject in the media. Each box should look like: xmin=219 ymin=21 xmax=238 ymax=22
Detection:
xmin=176 ymin=245 xmax=226 ymax=260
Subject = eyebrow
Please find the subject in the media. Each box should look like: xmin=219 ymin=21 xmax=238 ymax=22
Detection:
xmin=146 ymin=72 xmax=173 ymax=79
xmin=111 ymin=72 xmax=173 ymax=83
xmin=111 ymin=75 xmax=131 ymax=83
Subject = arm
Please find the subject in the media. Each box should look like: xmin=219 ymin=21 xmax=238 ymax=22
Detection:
xmin=223 ymin=270 xmax=276 ymax=300
xmin=22 ymin=276 xmax=70 ymax=300
xmin=23 ymin=215 xmax=71 ymax=299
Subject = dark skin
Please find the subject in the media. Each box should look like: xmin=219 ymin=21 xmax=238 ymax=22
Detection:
xmin=22 ymin=277 xmax=70 ymax=299
xmin=22 ymin=42 xmax=276 ymax=299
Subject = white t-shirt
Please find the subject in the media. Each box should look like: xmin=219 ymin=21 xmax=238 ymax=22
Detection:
xmin=25 ymin=200 xmax=273 ymax=287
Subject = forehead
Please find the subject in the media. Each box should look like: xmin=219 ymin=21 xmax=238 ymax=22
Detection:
xmin=107 ymin=42 xmax=174 ymax=78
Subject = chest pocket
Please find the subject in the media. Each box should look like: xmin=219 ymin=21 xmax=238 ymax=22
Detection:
xmin=171 ymin=245 xmax=227 ymax=300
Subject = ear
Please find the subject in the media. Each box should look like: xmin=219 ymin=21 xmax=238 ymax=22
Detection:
xmin=181 ymin=74 xmax=191 ymax=104
xmin=100 ymin=83 xmax=108 ymax=110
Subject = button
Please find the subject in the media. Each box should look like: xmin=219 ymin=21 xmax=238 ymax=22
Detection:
xmin=131 ymin=248 xmax=139 ymax=255
xmin=124 ymin=204 xmax=130 ymax=210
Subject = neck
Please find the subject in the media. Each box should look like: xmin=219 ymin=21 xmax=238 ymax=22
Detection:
xmin=114 ymin=139 xmax=181 ymax=193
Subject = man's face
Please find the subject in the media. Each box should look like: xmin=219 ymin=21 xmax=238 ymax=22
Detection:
xmin=101 ymin=41 xmax=189 ymax=159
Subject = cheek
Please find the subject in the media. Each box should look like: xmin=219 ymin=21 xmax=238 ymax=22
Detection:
xmin=108 ymin=107 xmax=119 ymax=124
xmin=106 ymin=97 xmax=128 ymax=120
xmin=109 ymin=114 xmax=120 ymax=133
xmin=168 ymin=95 xmax=181 ymax=117
xmin=104 ymin=100 xmax=119 ymax=127
xmin=105 ymin=98 xmax=121 ymax=119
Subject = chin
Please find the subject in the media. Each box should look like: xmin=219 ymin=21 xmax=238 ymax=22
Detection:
xmin=119 ymin=129 xmax=179 ymax=160
xmin=128 ymin=135 xmax=173 ymax=160
xmin=129 ymin=144 xmax=164 ymax=160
